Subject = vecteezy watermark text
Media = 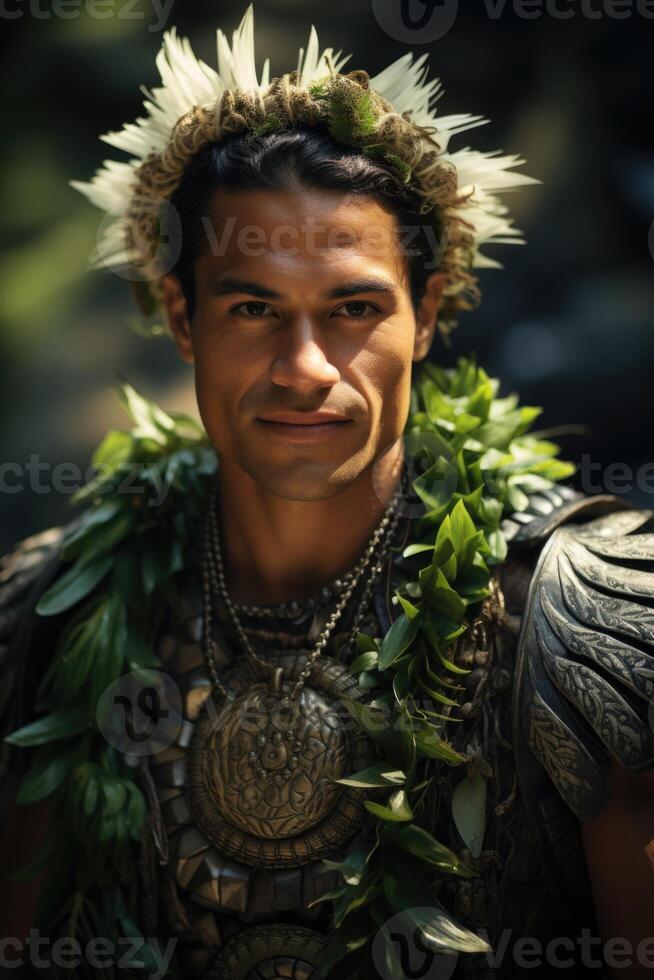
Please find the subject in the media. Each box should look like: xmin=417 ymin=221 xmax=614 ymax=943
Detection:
xmin=95 ymin=204 xmax=448 ymax=283
xmin=0 ymin=931 xmax=177 ymax=978
xmin=578 ymin=455 xmax=654 ymax=496
xmin=372 ymin=916 xmax=654 ymax=979
xmin=372 ymin=0 xmax=654 ymax=44
xmin=0 ymin=0 xmax=174 ymax=30
xmin=0 ymin=456 xmax=171 ymax=505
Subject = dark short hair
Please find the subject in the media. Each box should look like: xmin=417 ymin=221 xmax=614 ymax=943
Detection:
xmin=167 ymin=124 xmax=444 ymax=323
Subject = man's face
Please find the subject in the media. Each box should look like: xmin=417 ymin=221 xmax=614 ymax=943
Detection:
xmin=166 ymin=186 xmax=440 ymax=501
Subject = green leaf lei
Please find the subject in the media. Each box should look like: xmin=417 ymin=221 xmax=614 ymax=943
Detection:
xmin=5 ymin=358 xmax=573 ymax=978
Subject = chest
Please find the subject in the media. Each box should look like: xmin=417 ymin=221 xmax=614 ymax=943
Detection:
xmin=143 ymin=570 xmax=539 ymax=979
xmin=146 ymin=576 xmax=391 ymax=977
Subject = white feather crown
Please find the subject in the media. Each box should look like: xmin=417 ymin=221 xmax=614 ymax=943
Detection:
xmin=70 ymin=3 xmax=539 ymax=331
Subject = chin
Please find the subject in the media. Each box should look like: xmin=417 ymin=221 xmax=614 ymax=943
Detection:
xmin=241 ymin=458 xmax=368 ymax=501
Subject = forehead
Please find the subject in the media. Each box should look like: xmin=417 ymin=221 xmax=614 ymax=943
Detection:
xmin=195 ymin=186 xmax=408 ymax=286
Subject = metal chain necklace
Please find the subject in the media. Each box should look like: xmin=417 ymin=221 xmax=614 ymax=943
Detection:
xmin=201 ymin=480 xmax=404 ymax=701
xmin=185 ymin=480 xmax=407 ymax=893
xmin=227 ymin=564 xmax=358 ymax=619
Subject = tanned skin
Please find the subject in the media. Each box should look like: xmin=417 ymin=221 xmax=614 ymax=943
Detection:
xmin=3 ymin=187 xmax=652 ymax=975
xmin=163 ymin=184 xmax=654 ymax=976
xmin=581 ymin=762 xmax=654 ymax=978
xmin=162 ymin=186 xmax=446 ymax=604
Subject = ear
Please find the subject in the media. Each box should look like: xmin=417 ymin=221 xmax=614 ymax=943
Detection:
xmin=161 ymin=273 xmax=194 ymax=365
xmin=413 ymin=272 xmax=447 ymax=362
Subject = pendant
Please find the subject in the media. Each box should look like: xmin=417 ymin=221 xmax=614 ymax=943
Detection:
xmin=205 ymin=922 xmax=328 ymax=980
xmin=186 ymin=653 xmax=376 ymax=868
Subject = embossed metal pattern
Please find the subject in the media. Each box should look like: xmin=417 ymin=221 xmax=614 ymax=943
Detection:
xmin=205 ymin=923 xmax=328 ymax=980
xmin=146 ymin=528 xmax=413 ymax=970
xmin=501 ymin=487 xmax=634 ymax=546
xmin=187 ymin=653 xmax=376 ymax=868
xmin=516 ymin=506 xmax=654 ymax=821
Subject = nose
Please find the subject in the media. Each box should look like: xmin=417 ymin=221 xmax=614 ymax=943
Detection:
xmin=269 ymin=317 xmax=340 ymax=394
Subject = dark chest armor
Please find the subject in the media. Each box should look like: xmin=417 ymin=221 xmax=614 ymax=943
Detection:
xmin=148 ymin=539 xmax=393 ymax=978
xmin=3 ymin=488 xmax=652 ymax=978
xmin=143 ymin=527 xmax=561 ymax=980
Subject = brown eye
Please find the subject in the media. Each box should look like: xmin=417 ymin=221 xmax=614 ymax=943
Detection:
xmin=336 ymin=301 xmax=377 ymax=319
xmin=233 ymin=302 xmax=275 ymax=317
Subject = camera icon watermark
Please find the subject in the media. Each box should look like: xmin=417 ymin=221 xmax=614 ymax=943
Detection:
xmin=372 ymin=908 xmax=460 ymax=979
xmin=372 ymin=0 xmax=654 ymax=41
xmin=97 ymin=668 xmax=183 ymax=757
xmin=372 ymin=0 xmax=460 ymax=43
xmin=93 ymin=197 xmax=183 ymax=283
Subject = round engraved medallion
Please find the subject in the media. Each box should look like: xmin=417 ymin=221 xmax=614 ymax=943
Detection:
xmin=206 ymin=923 xmax=328 ymax=980
xmin=187 ymin=653 xmax=376 ymax=868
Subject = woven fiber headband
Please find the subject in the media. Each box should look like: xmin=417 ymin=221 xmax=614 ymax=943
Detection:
xmin=70 ymin=3 xmax=539 ymax=331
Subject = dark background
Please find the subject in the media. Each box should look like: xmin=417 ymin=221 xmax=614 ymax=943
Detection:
xmin=1 ymin=0 xmax=653 ymax=551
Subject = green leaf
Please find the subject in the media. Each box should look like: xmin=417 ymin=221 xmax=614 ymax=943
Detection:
xmin=381 ymin=854 xmax=491 ymax=954
xmin=412 ymin=457 xmax=458 ymax=511
xmin=15 ymin=740 xmax=87 ymax=803
xmin=5 ymin=707 xmax=88 ymax=747
xmin=348 ymin=649 xmax=378 ymax=674
xmin=485 ymin=528 xmax=508 ymax=563
xmin=389 ymin=824 xmax=475 ymax=877
xmin=90 ymin=429 xmax=134 ymax=470
xmin=63 ymin=510 xmax=133 ymax=562
xmin=84 ymin=775 xmax=99 ymax=817
xmin=358 ymin=670 xmax=379 ymax=690
xmin=364 ymin=788 xmax=413 ymax=822
xmin=425 ymin=569 xmax=466 ymax=621
xmin=354 ymin=632 xmax=378 ymax=654
xmin=414 ymin=725 xmax=466 ymax=765
xmin=102 ymin=779 xmax=128 ymax=817
xmin=449 ymin=499 xmax=478 ymax=553
xmin=403 ymin=542 xmax=434 ymax=557
xmin=331 ymin=878 xmax=378 ymax=928
xmin=378 ymin=613 xmax=421 ymax=670
xmin=35 ymin=554 xmax=113 ymax=616
xmin=339 ymin=697 xmax=411 ymax=767
xmin=335 ymin=763 xmax=406 ymax=788
xmin=451 ymin=772 xmax=487 ymax=858
xmin=311 ymin=909 xmax=374 ymax=979
xmin=397 ymin=594 xmax=420 ymax=620
xmin=115 ymin=380 xmax=176 ymax=442
xmin=317 ymin=851 xmax=367 ymax=885
xmin=62 ymin=501 xmax=121 ymax=548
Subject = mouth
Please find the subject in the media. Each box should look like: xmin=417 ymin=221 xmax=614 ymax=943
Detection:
xmin=255 ymin=415 xmax=353 ymax=443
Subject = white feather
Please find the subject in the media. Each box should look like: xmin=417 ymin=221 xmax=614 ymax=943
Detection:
xmin=70 ymin=2 xmax=538 ymax=280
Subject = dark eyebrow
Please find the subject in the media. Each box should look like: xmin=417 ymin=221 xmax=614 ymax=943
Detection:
xmin=327 ymin=278 xmax=397 ymax=299
xmin=206 ymin=276 xmax=397 ymax=300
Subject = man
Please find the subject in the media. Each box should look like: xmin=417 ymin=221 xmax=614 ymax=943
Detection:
xmin=1 ymin=5 xmax=653 ymax=979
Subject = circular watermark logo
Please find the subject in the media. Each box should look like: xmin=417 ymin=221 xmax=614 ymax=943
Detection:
xmin=372 ymin=0 xmax=460 ymax=42
xmin=97 ymin=668 xmax=183 ymax=756
xmin=94 ymin=196 xmax=182 ymax=283
xmin=372 ymin=908 xmax=459 ymax=980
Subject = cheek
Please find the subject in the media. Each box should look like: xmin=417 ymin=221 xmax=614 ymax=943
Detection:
xmin=353 ymin=338 xmax=413 ymax=436
xmin=190 ymin=333 xmax=252 ymax=445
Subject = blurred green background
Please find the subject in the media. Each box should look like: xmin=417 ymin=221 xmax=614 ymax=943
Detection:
xmin=1 ymin=0 xmax=653 ymax=550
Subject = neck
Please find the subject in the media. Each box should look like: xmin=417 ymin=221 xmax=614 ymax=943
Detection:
xmin=214 ymin=443 xmax=404 ymax=605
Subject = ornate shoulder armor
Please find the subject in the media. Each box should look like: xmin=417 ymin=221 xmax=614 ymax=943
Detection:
xmin=514 ymin=502 xmax=654 ymax=823
xmin=499 ymin=489 xmax=654 ymax=931
xmin=502 ymin=483 xmax=630 ymax=548
xmin=0 ymin=524 xmax=69 ymax=816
